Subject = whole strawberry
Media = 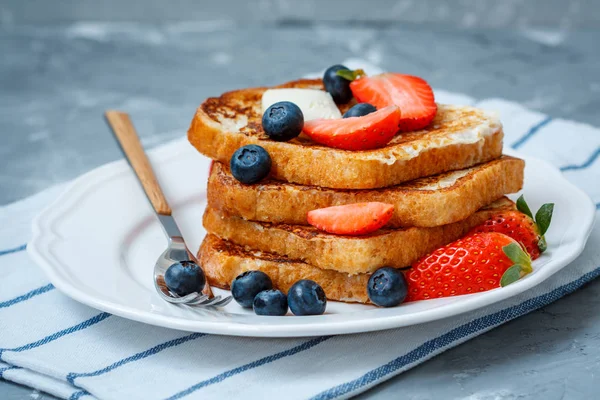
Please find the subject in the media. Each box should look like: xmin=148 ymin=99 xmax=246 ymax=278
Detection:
xmin=405 ymin=232 xmax=532 ymax=302
xmin=469 ymin=195 xmax=554 ymax=260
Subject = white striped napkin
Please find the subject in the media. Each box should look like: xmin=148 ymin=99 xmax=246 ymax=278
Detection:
xmin=1 ymin=60 xmax=599 ymax=400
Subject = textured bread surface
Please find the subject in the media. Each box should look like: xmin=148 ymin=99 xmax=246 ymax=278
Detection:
xmin=203 ymin=197 xmax=515 ymax=275
xmin=199 ymin=234 xmax=372 ymax=304
xmin=208 ymin=156 xmax=524 ymax=228
xmin=188 ymin=79 xmax=504 ymax=189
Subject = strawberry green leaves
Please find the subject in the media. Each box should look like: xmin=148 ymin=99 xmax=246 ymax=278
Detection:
xmin=503 ymin=242 xmax=531 ymax=266
xmin=516 ymin=195 xmax=533 ymax=219
xmin=500 ymin=265 xmax=524 ymax=287
xmin=500 ymin=242 xmax=533 ymax=287
xmin=336 ymin=69 xmax=366 ymax=82
xmin=516 ymin=194 xmax=555 ymax=244
xmin=535 ymin=203 xmax=554 ymax=235
xmin=538 ymin=237 xmax=548 ymax=252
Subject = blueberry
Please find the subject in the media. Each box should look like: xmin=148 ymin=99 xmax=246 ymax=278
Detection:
xmin=230 ymin=145 xmax=272 ymax=184
xmin=231 ymin=271 xmax=273 ymax=308
xmin=343 ymin=103 xmax=377 ymax=118
xmin=262 ymin=101 xmax=304 ymax=142
xmin=323 ymin=64 xmax=353 ymax=104
xmin=367 ymin=267 xmax=408 ymax=307
xmin=287 ymin=280 xmax=327 ymax=316
xmin=164 ymin=261 xmax=206 ymax=296
xmin=253 ymin=290 xmax=288 ymax=316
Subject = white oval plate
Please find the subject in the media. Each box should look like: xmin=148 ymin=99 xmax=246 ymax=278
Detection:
xmin=28 ymin=139 xmax=595 ymax=337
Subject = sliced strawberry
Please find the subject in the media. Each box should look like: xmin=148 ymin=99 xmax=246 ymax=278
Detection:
xmin=302 ymin=105 xmax=401 ymax=150
xmin=307 ymin=202 xmax=394 ymax=235
xmin=350 ymin=73 xmax=437 ymax=131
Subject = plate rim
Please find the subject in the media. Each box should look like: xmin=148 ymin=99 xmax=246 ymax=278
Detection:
xmin=27 ymin=141 xmax=597 ymax=337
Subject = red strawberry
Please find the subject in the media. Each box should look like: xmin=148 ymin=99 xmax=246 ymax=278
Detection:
xmin=350 ymin=73 xmax=437 ymax=131
xmin=307 ymin=202 xmax=394 ymax=235
xmin=405 ymin=232 xmax=532 ymax=302
xmin=208 ymin=160 xmax=215 ymax=176
xmin=469 ymin=195 xmax=554 ymax=260
xmin=302 ymin=105 xmax=401 ymax=150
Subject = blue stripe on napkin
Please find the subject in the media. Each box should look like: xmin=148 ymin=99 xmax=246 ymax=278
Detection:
xmin=511 ymin=116 xmax=552 ymax=149
xmin=0 ymin=366 xmax=20 ymax=378
xmin=166 ymin=336 xmax=332 ymax=400
xmin=68 ymin=390 xmax=90 ymax=400
xmin=67 ymin=333 xmax=207 ymax=384
xmin=560 ymin=147 xmax=600 ymax=171
xmin=0 ymin=284 xmax=54 ymax=309
xmin=0 ymin=313 xmax=111 ymax=359
xmin=0 ymin=244 xmax=27 ymax=257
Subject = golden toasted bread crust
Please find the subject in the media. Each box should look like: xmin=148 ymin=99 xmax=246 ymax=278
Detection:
xmin=188 ymin=79 xmax=504 ymax=189
xmin=203 ymin=197 xmax=516 ymax=275
xmin=207 ymin=156 xmax=524 ymax=228
xmin=199 ymin=234 xmax=372 ymax=304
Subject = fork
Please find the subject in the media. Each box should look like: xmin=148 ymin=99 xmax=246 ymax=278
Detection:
xmin=105 ymin=110 xmax=232 ymax=307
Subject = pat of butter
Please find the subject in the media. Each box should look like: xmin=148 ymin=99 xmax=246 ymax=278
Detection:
xmin=261 ymin=89 xmax=342 ymax=121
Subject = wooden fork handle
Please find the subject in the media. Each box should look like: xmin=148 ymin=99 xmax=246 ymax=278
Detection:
xmin=105 ymin=110 xmax=172 ymax=216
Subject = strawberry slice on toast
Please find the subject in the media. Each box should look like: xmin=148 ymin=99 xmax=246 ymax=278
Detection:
xmin=350 ymin=73 xmax=437 ymax=132
xmin=302 ymin=105 xmax=401 ymax=150
xmin=307 ymin=202 xmax=394 ymax=235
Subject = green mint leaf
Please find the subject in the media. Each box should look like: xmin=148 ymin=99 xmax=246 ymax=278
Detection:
xmin=500 ymin=264 xmax=524 ymax=287
xmin=502 ymin=242 xmax=530 ymax=266
xmin=336 ymin=69 xmax=366 ymax=81
xmin=516 ymin=195 xmax=533 ymax=219
xmin=535 ymin=203 xmax=554 ymax=235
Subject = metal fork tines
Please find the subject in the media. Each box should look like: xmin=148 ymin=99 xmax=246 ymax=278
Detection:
xmin=153 ymin=217 xmax=233 ymax=307
xmin=155 ymin=274 xmax=232 ymax=307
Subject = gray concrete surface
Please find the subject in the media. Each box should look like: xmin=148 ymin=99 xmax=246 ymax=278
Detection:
xmin=2 ymin=0 xmax=600 ymax=28
xmin=1 ymin=16 xmax=599 ymax=400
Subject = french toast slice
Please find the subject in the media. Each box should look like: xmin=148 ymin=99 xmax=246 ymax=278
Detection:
xmin=188 ymin=79 xmax=504 ymax=189
xmin=199 ymin=234 xmax=372 ymax=304
xmin=203 ymin=197 xmax=516 ymax=275
xmin=208 ymin=156 xmax=524 ymax=228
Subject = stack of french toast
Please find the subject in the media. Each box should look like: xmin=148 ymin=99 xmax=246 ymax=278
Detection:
xmin=187 ymin=68 xmax=528 ymax=306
